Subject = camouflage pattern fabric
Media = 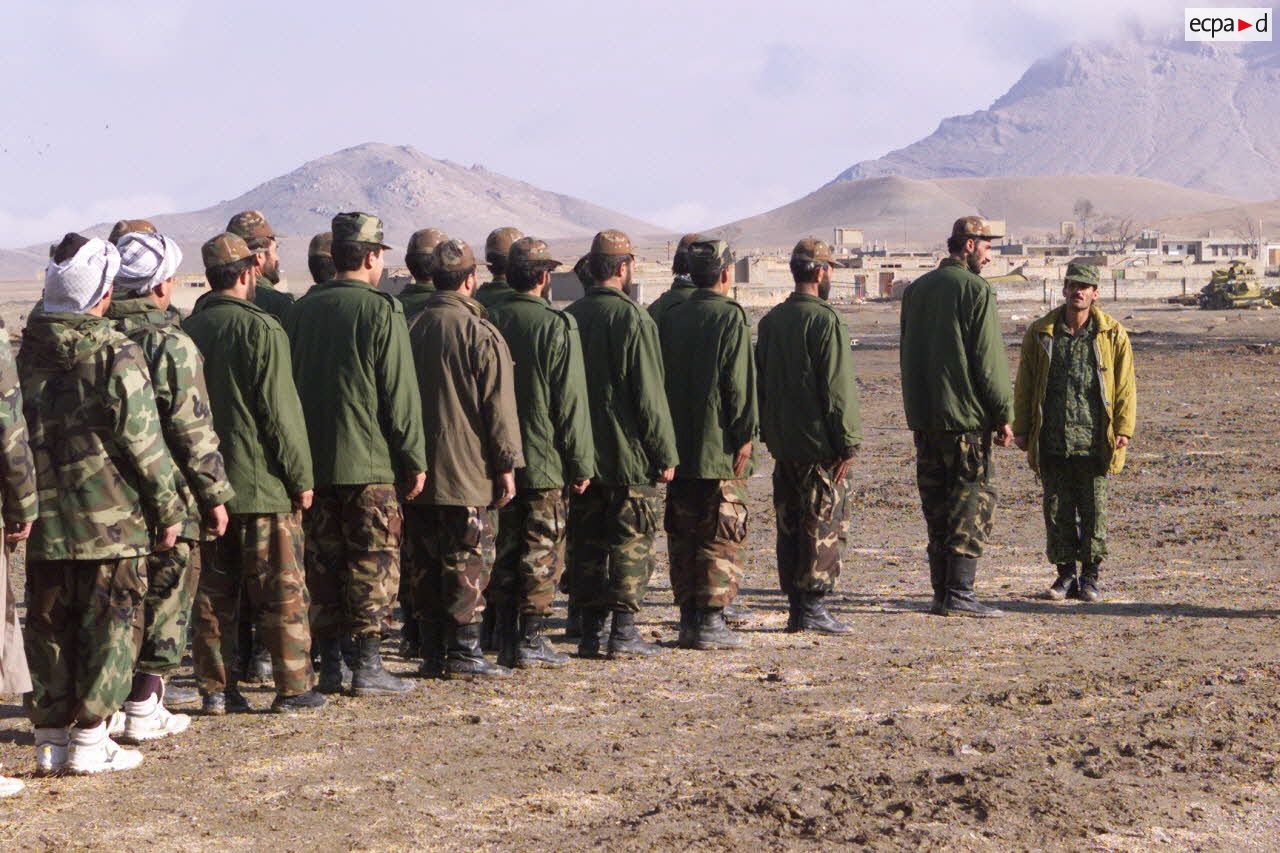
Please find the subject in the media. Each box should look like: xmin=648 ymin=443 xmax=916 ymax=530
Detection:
xmin=24 ymin=557 xmax=148 ymax=728
xmin=914 ymin=430 xmax=997 ymax=560
xmin=664 ymin=479 xmax=748 ymax=608
xmin=568 ymin=483 xmax=662 ymax=613
xmin=1040 ymin=454 xmax=1109 ymax=566
xmin=304 ymin=484 xmax=403 ymax=639
xmin=490 ymin=488 xmax=567 ymax=616
xmin=191 ymin=512 xmax=314 ymax=696
xmin=134 ymin=540 xmax=203 ymax=675
xmin=0 ymin=330 xmax=37 ymax=529
xmin=403 ymin=504 xmax=493 ymax=626
xmin=773 ymin=461 xmax=851 ymax=595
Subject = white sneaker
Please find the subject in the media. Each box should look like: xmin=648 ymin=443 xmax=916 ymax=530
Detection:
xmin=0 ymin=775 xmax=24 ymax=797
xmin=107 ymin=710 xmax=126 ymax=738
xmin=120 ymin=693 xmax=191 ymax=744
xmin=33 ymin=727 xmax=69 ymax=775
xmin=66 ymin=722 xmax=144 ymax=775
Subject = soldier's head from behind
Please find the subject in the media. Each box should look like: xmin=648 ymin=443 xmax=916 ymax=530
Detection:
xmin=331 ymin=211 xmax=392 ymax=286
xmin=946 ymin=216 xmax=1002 ymax=275
xmin=588 ymin=229 xmax=634 ymax=295
xmin=44 ymin=233 xmax=119 ymax=316
xmin=672 ymin=232 xmax=702 ymax=276
xmin=686 ymin=239 xmax=735 ymax=293
xmin=114 ymin=231 xmax=184 ymax=310
xmin=1062 ymin=261 xmax=1101 ymax=312
xmin=507 ymin=237 xmax=562 ymax=298
xmin=226 ymin=210 xmax=281 ymax=284
xmin=573 ymin=254 xmax=593 ymax=288
xmin=202 ymin=232 xmax=261 ymax=298
xmin=790 ymin=237 xmax=838 ymax=300
xmin=108 ymin=218 xmax=157 ymax=246
xmin=405 ymin=228 xmax=448 ymax=284
xmin=484 ymin=226 xmax=523 ymax=278
xmin=307 ymin=232 xmax=334 ymax=285
xmin=432 ymin=239 xmax=479 ymax=296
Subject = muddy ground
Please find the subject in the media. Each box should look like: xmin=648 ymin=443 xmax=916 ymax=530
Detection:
xmin=1 ymin=300 xmax=1279 ymax=851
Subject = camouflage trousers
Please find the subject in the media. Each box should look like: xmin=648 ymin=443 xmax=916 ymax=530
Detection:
xmin=1040 ymin=454 xmax=1109 ymax=566
xmin=914 ymin=430 xmax=997 ymax=560
xmin=774 ymin=461 xmax=852 ymax=595
xmin=305 ymin=484 xmax=403 ymax=639
xmin=192 ymin=513 xmax=313 ymax=696
xmin=665 ymin=479 xmax=748 ymax=608
xmin=132 ymin=539 xmax=205 ymax=676
xmin=403 ymin=505 xmax=494 ymax=627
xmin=491 ymin=488 xmax=568 ymax=616
xmin=24 ymin=557 xmax=147 ymax=728
xmin=569 ymin=483 xmax=662 ymax=613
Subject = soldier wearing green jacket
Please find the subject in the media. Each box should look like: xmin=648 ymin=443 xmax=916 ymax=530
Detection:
xmin=407 ymin=238 xmax=524 ymax=680
xmin=900 ymin=216 xmax=1014 ymax=619
xmin=285 ymin=212 xmax=426 ymax=698
xmin=475 ymin=226 xmax=522 ymax=310
xmin=307 ymin=232 xmax=334 ymax=286
xmin=757 ymin=238 xmax=861 ymax=635
xmin=647 ymin=232 xmax=701 ymax=327
xmin=20 ymin=234 xmax=185 ymax=776
xmin=184 ymin=233 xmax=325 ymax=716
xmin=107 ymin=231 xmax=234 ymax=741
xmin=398 ymin=228 xmax=447 ymax=324
xmin=227 ymin=210 xmax=295 ymax=321
xmin=565 ymin=230 xmax=679 ymax=659
xmin=658 ymin=239 xmax=757 ymax=651
xmin=487 ymin=238 xmax=595 ymax=669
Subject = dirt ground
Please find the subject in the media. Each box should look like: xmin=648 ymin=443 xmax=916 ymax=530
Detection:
xmin=2 ymin=299 xmax=1279 ymax=851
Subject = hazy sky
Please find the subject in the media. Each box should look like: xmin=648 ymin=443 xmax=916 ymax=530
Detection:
xmin=0 ymin=0 xmax=1182 ymax=247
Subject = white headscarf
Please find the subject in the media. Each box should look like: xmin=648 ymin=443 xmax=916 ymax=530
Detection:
xmin=115 ymin=231 xmax=183 ymax=295
xmin=44 ymin=238 xmax=120 ymax=313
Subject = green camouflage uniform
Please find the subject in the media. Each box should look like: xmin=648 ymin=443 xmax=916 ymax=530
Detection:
xmin=252 ymin=276 xmax=295 ymax=321
xmin=565 ymin=286 xmax=678 ymax=612
xmin=488 ymin=291 xmax=595 ymax=615
xmin=0 ymin=330 xmax=36 ymax=697
xmin=658 ymin=288 xmax=756 ymax=608
xmin=107 ymin=296 xmax=233 ymax=676
xmin=757 ymin=293 xmax=862 ymax=594
xmin=646 ymin=275 xmax=695 ymax=327
xmin=18 ymin=312 xmax=185 ymax=727
xmin=899 ymin=259 xmax=1012 ymax=560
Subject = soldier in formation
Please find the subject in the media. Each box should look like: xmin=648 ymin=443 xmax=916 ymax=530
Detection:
xmin=475 ymin=227 xmax=523 ymax=310
xmin=307 ymin=232 xmax=334 ymax=286
xmin=647 ymin=232 xmax=701 ymax=326
xmin=228 ymin=211 xmax=293 ymax=321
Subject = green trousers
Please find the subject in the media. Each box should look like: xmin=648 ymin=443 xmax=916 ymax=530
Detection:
xmin=1040 ymin=454 xmax=1109 ymax=566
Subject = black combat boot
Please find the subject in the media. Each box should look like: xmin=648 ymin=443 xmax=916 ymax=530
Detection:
xmin=785 ymin=592 xmax=803 ymax=632
xmin=1042 ymin=563 xmax=1078 ymax=601
xmin=270 ymin=689 xmax=327 ymax=713
xmin=722 ymin=601 xmax=753 ymax=625
xmin=316 ymin=638 xmax=346 ymax=694
xmin=351 ymin=634 xmax=415 ymax=696
xmin=1078 ymin=562 xmax=1102 ymax=602
xmin=417 ymin=617 xmax=447 ymax=679
xmin=795 ymin=591 xmax=852 ymax=634
xmin=928 ymin=551 xmax=948 ymax=615
xmin=446 ymin=623 xmax=511 ymax=679
xmin=202 ymin=683 xmax=251 ymax=716
xmin=163 ymin=682 xmax=200 ymax=708
xmin=564 ymin=603 xmax=582 ymax=639
xmin=940 ymin=556 xmax=1004 ymax=618
xmin=480 ymin=604 xmax=499 ymax=652
xmin=677 ymin=601 xmax=699 ymax=648
xmin=607 ymin=610 xmax=663 ymax=659
xmin=576 ymin=608 xmax=609 ymax=659
xmin=246 ymin=639 xmax=273 ymax=685
xmin=494 ymin=604 xmax=522 ymax=669
xmin=694 ymin=607 xmax=746 ymax=650
xmin=515 ymin=614 xmax=570 ymax=668
xmin=398 ymin=618 xmax=420 ymax=659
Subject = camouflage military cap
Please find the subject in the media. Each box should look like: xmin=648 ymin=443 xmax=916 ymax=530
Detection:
xmin=508 ymin=237 xmax=562 ymax=269
xmin=332 ymin=211 xmax=393 ymax=250
xmin=1064 ymin=262 xmax=1101 ymax=287
xmin=590 ymin=229 xmax=633 ymax=258
xmin=308 ymin=231 xmax=333 ymax=259
xmin=108 ymin=219 xmax=157 ymax=246
xmin=686 ymin=238 xmax=735 ymax=275
xmin=573 ymin=254 xmax=593 ymax=286
xmin=226 ymin=210 xmax=276 ymax=250
xmin=484 ymin=226 xmax=524 ymax=264
xmin=406 ymin=228 xmax=448 ymax=257
xmin=950 ymin=216 xmax=1003 ymax=242
xmin=202 ymin=232 xmax=256 ymax=271
xmin=791 ymin=237 xmax=838 ymax=267
xmin=433 ymin=238 xmax=477 ymax=274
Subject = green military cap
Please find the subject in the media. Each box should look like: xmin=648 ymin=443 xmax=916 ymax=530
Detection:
xmin=686 ymin=238 xmax=734 ymax=275
xmin=791 ymin=237 xmax=839 ymax=266
xmin=308 ymin=232 xmax=332 ymax=259
xmin=202 ymin=232 xmax=255 ymax=271
xmin=108 ymin=218 xmax=157 ymax=246
xmin=433 ymin=238 xmax=477 ymax=274
xmin=509 ymin=237 xmax=562 ymax=269
xmin=573 ymin=253 xmax=593 ymax=287
xmin=950 ymin=216 xmax=1003 ymax=241
xmin=1064 ymin=261 xmax=1101 ymax=287
xmin=332 ymin=211 xmax=393 ymax=250
xmin=484 ymin=227 xmax=524 ymax=264
xmin=407 ymin=228 xmax=448 ymax=258
xmin=226 ymin=210 xmax=276 ymax=250
xmin=590 ymin=229 xmax=633 ymax=258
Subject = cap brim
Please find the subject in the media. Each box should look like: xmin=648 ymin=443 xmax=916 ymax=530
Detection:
xmin=378 ymin=242 xmax=395 ymax=251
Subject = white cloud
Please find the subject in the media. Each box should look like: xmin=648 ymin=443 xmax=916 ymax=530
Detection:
xmin=0 ymin=194 xmax=178 ymax=250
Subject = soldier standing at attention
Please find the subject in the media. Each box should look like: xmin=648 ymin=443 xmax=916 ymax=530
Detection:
xmin=20 ymin=235 xmax=184 ymax=775
xmin=107 ymin=232 xmax=234 ymax=740
xmin=487 ymin=238 xmax=595 ymax=669
xmin=399 ymin=228 xmax=448 ymax=323
xmin=565 ymin=230 xmax=679 ymax=659
xmin=474 ymin=226 xmax=523 ymax=310
xmin=185 ymin=233 xmax=325 ymax=714
xmin=307 ymin=232 xmax=334 ymax=286
xmin=646 ymin=233 xmax=702 ymax=326
xmin=756 ymin=239 xmax=860 ymax=634
xmin=657 ymin=239 xmax=756 ymax=650
xmin=1013 ymin=262 xmax=1136 ymax=602
xmin=406 ymin=239 xmax=523 ymax=679
xmin=227 ymin=210 xmax=293 ymax=321
xmin=285 ymin=212 xmax=426 ymax=697
xmin=900 ymin=216 xmax=1014 ymax=618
